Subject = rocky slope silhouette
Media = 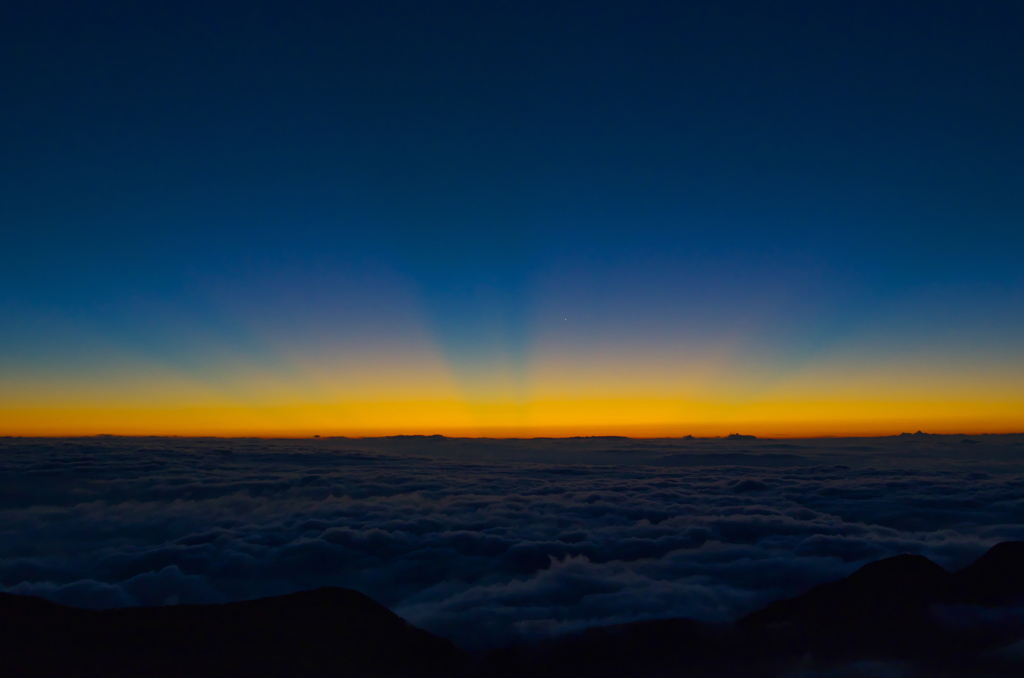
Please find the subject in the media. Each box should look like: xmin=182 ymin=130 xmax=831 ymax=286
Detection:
xmin=0 ymin=587 xmax=464 ymax=677
xmin=479 ymin=541 xmax=1024 ymax=677
xmin=2 ymin=542 xmax=1023 ymax=677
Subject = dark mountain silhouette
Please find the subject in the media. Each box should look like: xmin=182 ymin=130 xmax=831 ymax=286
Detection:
xmin=946 ymin=540 xmax=1024 ymax=606
xmin=729 ymin=542 xmax=1024 ymax=673
xmin=3 ymin=543 xmax=1024 ymax=677
xmin=738 ymin=553 xmax=952 ymax=655
xmin=0 ymin=587 xmax=464 ymax=677
xmin=472 ymin=617 xmax=792 ymax=678
xmin=481 ymin=542 xmax=1024 ymax=677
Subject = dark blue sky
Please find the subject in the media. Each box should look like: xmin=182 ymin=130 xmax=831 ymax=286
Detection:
xmin=2 ymin=0 xmax=1023 ymax=435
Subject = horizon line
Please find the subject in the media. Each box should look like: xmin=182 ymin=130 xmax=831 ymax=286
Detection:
xmin=4 ymin=431 xmax=1023 ymax=441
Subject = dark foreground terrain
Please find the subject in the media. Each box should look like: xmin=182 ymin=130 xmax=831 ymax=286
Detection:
xmin=2 ymin=542 xmax=1023 ymax=677
xmin=4 ymin=433 xmax=1024 ymax=648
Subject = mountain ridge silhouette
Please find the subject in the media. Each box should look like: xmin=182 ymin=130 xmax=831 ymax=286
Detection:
xmin=3 ymin=542 xmax=1023 ymax=677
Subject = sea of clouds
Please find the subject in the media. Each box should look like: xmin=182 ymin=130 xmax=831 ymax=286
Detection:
xmin=2 ymin=435 xmax=1023 ymax=649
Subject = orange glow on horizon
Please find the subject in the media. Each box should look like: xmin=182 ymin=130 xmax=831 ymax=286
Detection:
xmin=3 ymin=396 xmax=1022 ymax=439
xmin=4 ymin=310 xmax=1022 ymax=440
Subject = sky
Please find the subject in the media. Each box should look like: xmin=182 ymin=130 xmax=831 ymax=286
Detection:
xmin=2 ymin=0 xmax=1023 ymax=437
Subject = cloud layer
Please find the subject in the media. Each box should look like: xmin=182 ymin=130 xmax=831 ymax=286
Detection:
xmin=2 ymin=435 xmax=1023 ymax=649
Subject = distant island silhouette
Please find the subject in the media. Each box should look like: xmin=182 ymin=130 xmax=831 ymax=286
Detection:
xmin=3 ymin=543 xmax=1023 ymax=677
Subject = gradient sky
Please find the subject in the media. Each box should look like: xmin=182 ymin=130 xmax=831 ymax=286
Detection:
xmin=2 ymin=0 xmax=1023 ymax=437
